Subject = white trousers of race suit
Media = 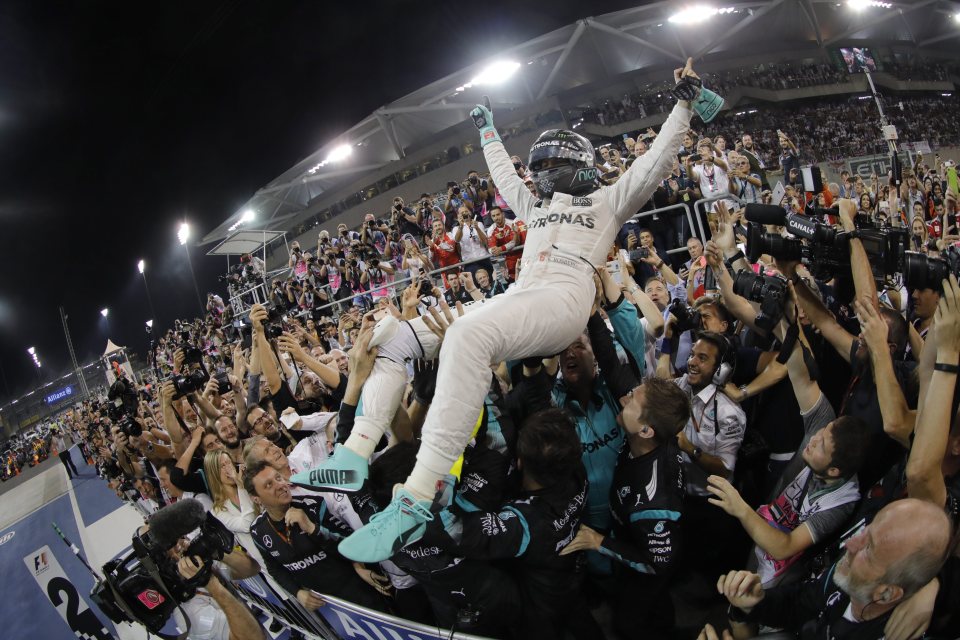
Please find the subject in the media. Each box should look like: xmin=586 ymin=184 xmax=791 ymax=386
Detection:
xmin=351 ymin=257 xmax=595 ymax=484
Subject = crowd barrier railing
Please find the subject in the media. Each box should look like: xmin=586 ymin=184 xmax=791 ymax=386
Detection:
xmin=245 ymin=201 xmax=711 ymax=325
xmin=626 ymin=202 xmax=701 ymax=257
xmin=692 ymin=193 xmax=747 ymax=244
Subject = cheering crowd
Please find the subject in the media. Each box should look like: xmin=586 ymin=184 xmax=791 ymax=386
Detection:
xmin=574 ymin=57 xmax=957 ymax=128
xmin=59 ymin=65 xmax=960 ymax=640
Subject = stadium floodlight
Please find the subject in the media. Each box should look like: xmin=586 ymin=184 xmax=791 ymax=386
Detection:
xmin=471 ymin=61 xmax=521 ymax=85
xmin=668 ymin=5 xmax=735 ymax=24
xmin=101 ymin=308 xmax=109 ymax=318
xmin=137 ymin=259 xmax=145 ymax=274
xmin=848 ymin=0 xmax=892 ymax=9
xmin=146 ymin=319 xmax=154 ymax=328
xmin=178 ymin=222 xmax=190 ymax=245
xmin=325 ymin=144 xmax=352 ymax=163
xmin=27 ymin=346 xmax=40 ymax=369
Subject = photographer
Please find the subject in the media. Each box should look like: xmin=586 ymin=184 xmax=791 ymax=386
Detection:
xmin=427 ymin=219 xmax=460 ymax=286
xmin=360 ymin=256 xmax=396 ymax=306
xmin=453 ymin=206 xmax=491 ymax=278
xmin=287 ymin=242 xmax=309 ymax=282
xmin=443 ymin=181 xmax=471 ymax=227
xmin=686 ymin=137 xmax=732 ymax=211
xmin=133 ymin=515 xmax=263 ymax=640
xmin=462 ymin=170 xmax=491 ymax=222
xmin=359 ymin=212 xmax=387 ymax=254
xmin=391 ymin=196 xmax=422 ymax=241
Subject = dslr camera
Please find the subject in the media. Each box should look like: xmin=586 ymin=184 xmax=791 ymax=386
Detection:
xmin=107 ymin=378 xmax=143 ymax=438
xmin=263 ymin=306 xmax=286 ymax=340
xmin=732 ymin=271 xmax=788 ymax=332
xmin=169 ymin=346 xmax=210 ymax=400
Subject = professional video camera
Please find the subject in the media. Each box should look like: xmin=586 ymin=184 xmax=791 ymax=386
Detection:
xmin=169 ymin=346 xmax=210 ymax=400
xmin=732 ymin=271 xmax=788 ymax=332
xmin=218 ymin=262 xmax=259 ymax=287
xmin=905 ymin=245 xmax=960 ymax=292
xmin=92 ymin=499 xmax=234 ymax=636
xmin=744 ymin=204 xmax=909 ymax=284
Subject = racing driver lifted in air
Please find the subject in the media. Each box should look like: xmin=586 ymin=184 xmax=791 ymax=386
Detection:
xmin=293 ymin=58 xmax=720 ymax=563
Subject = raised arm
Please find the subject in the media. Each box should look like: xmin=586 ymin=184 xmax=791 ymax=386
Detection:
xmin=854 ymin=297 xmax=914 ymax=448
xmin=906 ymin=275 xmax=960 ymax=507
xmin=470 ymin=104 xmax=539 ymax=221
xmin=276 ymin=333 xmax=342 ymax=390
xmin=837 ymin=199 xmax=879 ymax=310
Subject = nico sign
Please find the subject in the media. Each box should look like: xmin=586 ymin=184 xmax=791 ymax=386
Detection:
xmin=45 ymin=386 xmax=74 ymax=405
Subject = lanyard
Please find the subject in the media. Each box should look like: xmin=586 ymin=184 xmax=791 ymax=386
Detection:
xmin=267 ymin=516 xmax=291 ymax=546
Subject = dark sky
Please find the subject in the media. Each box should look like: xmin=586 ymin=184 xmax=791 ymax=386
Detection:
xmin=0 ymin=0 xmax=642 ymax=402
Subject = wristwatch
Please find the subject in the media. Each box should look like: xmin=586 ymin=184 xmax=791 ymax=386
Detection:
xmin=692 ymin=446 xmax=703 ymax=459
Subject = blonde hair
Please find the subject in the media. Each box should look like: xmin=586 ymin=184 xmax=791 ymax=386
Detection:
xmin=203 ymin=450 xmax=233 ymax=513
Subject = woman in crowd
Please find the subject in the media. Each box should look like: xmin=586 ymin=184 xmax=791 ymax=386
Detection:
xmin=205 ymin=449 xmax=258 ymax=553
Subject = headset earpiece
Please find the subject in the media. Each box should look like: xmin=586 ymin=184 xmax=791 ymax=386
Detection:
xmin=711 ymin=333 xmax=736 ymax=387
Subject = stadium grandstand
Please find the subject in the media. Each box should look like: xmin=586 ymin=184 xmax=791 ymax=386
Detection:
xmin=200 ymin=0 xmax=960 ymax=272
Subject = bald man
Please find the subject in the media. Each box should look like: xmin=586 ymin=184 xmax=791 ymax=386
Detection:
xmin=720 ymin=498 xmax=952 ymax=639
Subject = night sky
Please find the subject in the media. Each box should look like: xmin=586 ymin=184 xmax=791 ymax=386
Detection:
xmin=0 ymin=0 xmax=642 ymax=402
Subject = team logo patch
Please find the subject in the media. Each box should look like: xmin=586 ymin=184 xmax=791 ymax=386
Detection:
xmin=654 ymin=521 xmax=665 ymax=534
xmin=262 ymin=535 xmax=273 ymax=549
xmin=483 ymin=131 xmax=496 ymax=140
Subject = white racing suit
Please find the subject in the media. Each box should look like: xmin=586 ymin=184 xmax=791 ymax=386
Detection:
xmin=352 ymin=102 xmax=694 ymax=482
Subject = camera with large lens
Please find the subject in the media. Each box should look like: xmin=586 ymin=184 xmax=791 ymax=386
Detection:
xmin=169 ymin=347 xmax=209 ymax=400
xmin=743 ymin=204 xmax=909 ymax=285
xmin=91 ymin=500 xmax=234 ymax=634
xmin=733 ymin=271 xmax=788 ymax=332
xmin=263 ymin=306 xmax=286 ymax=339
xmin=107 ymin=378 xmax=143 ymax=437
xmin=905 ymin=245 xmax=960 ymax=292
xmin=669 ymin=299 xmax=701 ymax=334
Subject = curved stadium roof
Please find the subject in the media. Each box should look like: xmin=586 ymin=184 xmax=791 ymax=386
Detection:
xmin=201 ymin=0 xmax=960 ymax=246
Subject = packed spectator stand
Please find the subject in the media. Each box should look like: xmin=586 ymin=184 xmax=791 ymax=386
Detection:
xmin=63 ymin=51 xmax=960 ymax=640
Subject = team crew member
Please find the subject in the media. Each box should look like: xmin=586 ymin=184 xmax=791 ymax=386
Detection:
xmin=244 ymin=461 xmax=386 ymax=612
xmin=429 ymin=409 xmax=589 ymax=640
xmin=297 ymin=60 xmax=704 ymax=564
xmin=563 ymin=311 xmax=691 ymax=639
xmin=662 ymin=332 xmax=747 ymax=576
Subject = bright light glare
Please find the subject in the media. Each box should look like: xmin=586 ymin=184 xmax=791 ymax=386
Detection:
xmin=668 ymin=5 xmax=734 ymax=24
xmin=101 ymin=308 xmax=109 ymax=318
xmin=471 ymin=60 xmax=521 ymax=85
xmin=137 ymin=259 xmax=145 ymax=274
xmin=178 ymin=222 xmax=190 ymax=245
xmin=848 ymin=0 xmax=892 ymax=9
xmin=27 ymin=346 xmax=35 ymax=355
xmin=146 ymin=319 xmax=154 ymax=328
xmin=241 ymin=209 xmax=255 ymax=223
xmin=325 ymin=144 xmax=353 ymax=163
